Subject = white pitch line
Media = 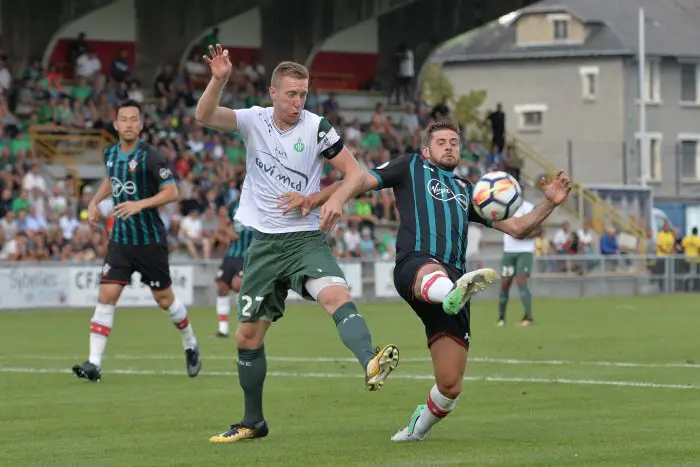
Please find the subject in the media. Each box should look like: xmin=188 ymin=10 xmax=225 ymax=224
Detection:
xmin=1 ymin=354 xmax=699 ymax=370
xmin=0 ymin=366 xmax=696 ymax=390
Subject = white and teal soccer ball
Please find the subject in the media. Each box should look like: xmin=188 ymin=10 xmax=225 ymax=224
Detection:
xmin=472 ymin=171 xmax=522 ymax=221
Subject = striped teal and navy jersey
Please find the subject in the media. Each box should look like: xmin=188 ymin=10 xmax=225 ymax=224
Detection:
xmin=225 ymin=200 xmax=254 ymax=259
xmin=369 ymin=154 xmax=491 ymax=272
xmin=104 ymin=141 xmax=174 ymax=246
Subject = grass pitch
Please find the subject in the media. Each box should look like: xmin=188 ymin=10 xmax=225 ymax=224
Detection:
xmin=1 ymin=295 xmax=699 ymax=466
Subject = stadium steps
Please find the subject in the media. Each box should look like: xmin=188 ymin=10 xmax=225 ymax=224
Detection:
xmin=514 ymin=138 xmax=646 ymax=250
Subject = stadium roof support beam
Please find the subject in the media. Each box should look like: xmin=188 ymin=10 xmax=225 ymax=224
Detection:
xmin=0 ymin=0 xmax=115 ymax=72
xmin=260 ymin=0 xmax=418 ymax=84
xmin=133 ymin=0 xmax=259 ymax=82
xmin=375 ymin=0 xmax=538 ymax=95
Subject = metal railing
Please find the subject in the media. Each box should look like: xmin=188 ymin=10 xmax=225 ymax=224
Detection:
xmin=1 ymin=254 xmax=697 ymax=310
xmin=513 ymin=139 xmax=647 ymax=246
xmin=29 ymin=126 xmax=116 ymax=165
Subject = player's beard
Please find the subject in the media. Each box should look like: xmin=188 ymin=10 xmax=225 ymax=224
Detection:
xmin=429 ymin=149 xmax=458 ymax=171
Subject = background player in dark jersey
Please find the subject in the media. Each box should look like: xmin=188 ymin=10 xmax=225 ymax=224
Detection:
xmin=279 ymin=119 xmax=571 ymax=441
xmin=72 ymin=100 xmax=201 ymax=382
xmin=214 ymin=200 xmax=254 ymax=337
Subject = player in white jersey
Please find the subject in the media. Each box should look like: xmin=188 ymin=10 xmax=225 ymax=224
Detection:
xmin=195 ymin=45 xmax=400 ymax=443
xmin=498 ymin=199 xmax=537 ymax=326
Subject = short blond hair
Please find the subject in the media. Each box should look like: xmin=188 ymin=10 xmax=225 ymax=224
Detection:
xmin=271 ymin=61 xmax=309 ymax=87
xmin=422 ymin=118 xmax=461 ymax=147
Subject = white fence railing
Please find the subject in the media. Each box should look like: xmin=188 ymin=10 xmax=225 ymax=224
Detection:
xmin=0 ymin=254 xmax=697 ymax=310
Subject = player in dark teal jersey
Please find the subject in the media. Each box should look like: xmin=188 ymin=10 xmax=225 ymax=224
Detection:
xmin=214 ymin=200 xmax=254 ymax=337
xmin=72 ymin=100 xmax=201 ymax=382
xmin=280 ymin=119 xmax=571 ymax=442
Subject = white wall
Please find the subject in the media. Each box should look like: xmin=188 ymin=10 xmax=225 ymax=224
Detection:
xmin=216 ymin=9 xmax=260 ymax=48
xmin=57 ymin=0 xmax=135 ymax=41
xmin=320 ymin=18 xmax=377 ymax=53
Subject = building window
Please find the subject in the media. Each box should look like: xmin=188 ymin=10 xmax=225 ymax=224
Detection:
xmin=680 ymin=63 xmax=698 ymax=103
xmin=644 ymin=59 xmax=661 ymax=103
xmin=579 ymin=66 xmax=599 ymax=100
xmin=515 ymin=104 xmax=547 ymax=132
xmin=553 ymin=19 xmax=569 ymax=40
xmin=679 ymin=135 xmax=700 ymax=180
xmin=547 ymin=13 xmax=571 ymax=42
xmin=635 ymin=132 xmax=662 ymax=182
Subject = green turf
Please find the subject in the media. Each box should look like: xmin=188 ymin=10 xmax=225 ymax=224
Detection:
xmin=1 ymin=295 xmax=700 ymax=466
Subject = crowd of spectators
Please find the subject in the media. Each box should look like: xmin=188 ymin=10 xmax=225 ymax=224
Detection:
xmin=0 ymin=38 xmax=528 ymax=263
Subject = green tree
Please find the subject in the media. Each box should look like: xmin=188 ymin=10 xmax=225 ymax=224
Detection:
xmin=420 ymin=62 xmax=454 ymax=106
xmin=453 ymin=90 xmax=489 ymax=143
xmin=420 ymin=62 xmax=489 ymax=143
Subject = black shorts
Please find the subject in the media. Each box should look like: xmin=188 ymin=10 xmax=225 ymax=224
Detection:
xmin=216 ymin=257 xmax=244 ymax=285
xmin=101 ymin=243 xmax=171 ymax=290
xmin=393 ymin=252 xmax=471 ymax=350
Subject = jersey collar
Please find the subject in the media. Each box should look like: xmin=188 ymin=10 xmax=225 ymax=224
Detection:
xmin=421 ymin=157 xmax=456 ymax=178
xmin=117 ymin=141 xmax=142 ymax=161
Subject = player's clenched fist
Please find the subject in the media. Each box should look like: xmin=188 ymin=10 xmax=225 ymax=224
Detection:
xmin=203 ymin=44 xmax=232 ymax=81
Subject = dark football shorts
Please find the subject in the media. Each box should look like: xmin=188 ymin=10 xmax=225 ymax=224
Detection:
xmin=101 ymin=243 xmax=172 ymax=290
xmin=393 ymin=252 xmax=471 ymax=350
xmin=216 ymin=257 xmax=245 ymax=285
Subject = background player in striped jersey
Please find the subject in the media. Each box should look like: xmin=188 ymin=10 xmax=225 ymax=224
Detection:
xmin=280 ymin=119 xmax=571 ymax=442
xmin=72 ymin=100 xmax=201 ymax=382
xmin=498 ymin=198 xmax=537 ymax=327
xmin=214 ymin=199 xmax=254 ymax=338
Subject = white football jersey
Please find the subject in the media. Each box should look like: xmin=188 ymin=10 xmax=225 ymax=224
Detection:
xmin=503 ymin=200 xmax=536 ymax=253
xmin=233 ymin=106 xmax=342 ymax=233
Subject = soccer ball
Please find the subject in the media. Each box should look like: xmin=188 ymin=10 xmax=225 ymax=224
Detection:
xmin=472 ymin=171 xmax=522 ymax=221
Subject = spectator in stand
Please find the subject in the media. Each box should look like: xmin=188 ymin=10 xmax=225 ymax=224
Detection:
xmin=179 ymin=209 xmax=212 ymax=260
xmin=486 ymin=102 xmax=506 ymax=153
xmin=394 ymin=43 xmax=414 ymax=105
xmin=552 ymin=221 xmax=571 ymax=255
xmin=154 ymin=64 xmax=176 ymax=100
xmin=431 ymin=98 xmax=450 ymax=120
xmin=110 ymin=49 xmax=131 ymax=83
xmin=0 ymin=59 xmax=13 ymax=96
xmin=75 ymin=48 xmax=102 ymax=80
xmin=68 ymin=32 xmax=89 ymax=66
xmin=577 ymin=221 xmax=595 ymax=255
xmin=599 ymin=226 xmax=623 ymax=271
xmin=344 ymin=222 xmax=362 ymax=257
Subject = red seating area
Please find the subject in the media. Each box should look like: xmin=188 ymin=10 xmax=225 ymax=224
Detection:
xmin=48 ymin=39 xmax=378 ymax=90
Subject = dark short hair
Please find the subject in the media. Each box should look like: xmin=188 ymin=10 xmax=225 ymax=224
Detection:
xmin=693 ymin=227 xmax=698 ymax=235
xmin=422 ymin=118 xmax=460 ymax=147
xmin=116 ymin=99 xmax=142 ymax=117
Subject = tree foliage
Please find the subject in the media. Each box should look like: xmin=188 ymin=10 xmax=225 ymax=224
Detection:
xmin=420 ymin=62 xmax=490 ymax=143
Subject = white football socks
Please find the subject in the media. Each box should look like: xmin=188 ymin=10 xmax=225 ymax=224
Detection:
xmin=420 ymin=271 xmax=454 ymax=303
xmin=168 ymin=297 xmax=197 ymax=350
xmin=88 ymin=303 xmax=115 ymax=368
xmin=216 ymin=295 xmax=231 ymax=335
xmin=414 ymin=384 xmax=457 ymax=437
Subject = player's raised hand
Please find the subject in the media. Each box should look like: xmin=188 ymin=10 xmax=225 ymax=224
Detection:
xmin=539 ymin=170 xmax=572 ymax=206
xmin=203 ymin=44 xmax=232 ymax=81
xmin=277 ymin=192 xmax=314 ymax=216
xmin=320 ymin=199 xmax=343 ymax=232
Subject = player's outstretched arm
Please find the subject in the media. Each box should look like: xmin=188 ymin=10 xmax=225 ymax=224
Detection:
xmin=492 ymin=170 xmax=571 ymax=239
xmin=328 ymin=148 xmax=368 ymax=200
xmin=195 ymin=44 xmax=238 ymax=132
xmin=277 ymin=172 xmax=378 ymax=216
